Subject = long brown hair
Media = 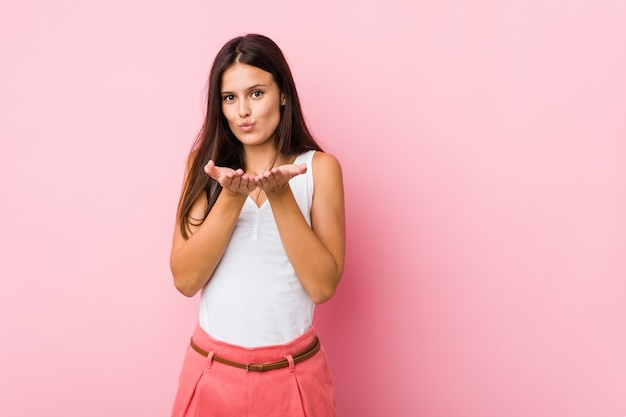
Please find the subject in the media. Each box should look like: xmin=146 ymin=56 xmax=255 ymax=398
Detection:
xmin=177 ymin=34 xmax=323 ymax=239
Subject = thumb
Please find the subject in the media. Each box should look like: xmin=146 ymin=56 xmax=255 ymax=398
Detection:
xmin=204 ymin=160 xmax=218 ymax=177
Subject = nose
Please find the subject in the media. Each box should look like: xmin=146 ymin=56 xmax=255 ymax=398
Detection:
xmin=237 ymin=98 xmax=251 ymax=118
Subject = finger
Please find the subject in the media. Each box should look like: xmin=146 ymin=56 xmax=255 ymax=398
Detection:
xmin=264 ymin=170 xmax=277 ymax=181
xmin=204 ymin=160 xmax=217 ymax=177
xmin=241 ymin=174 xmax=255 ymax=191
xmin=252 ymin=172 xmax=266 ymax=183
xmin=252 ymin=175 xmax=264 ymax=187
xmin=260 ymin=172 xmax=276 ymax=188
xmin=253 ymin=175 xmax=267 ymax=190
xmin=235 ymin=175 xmax=245 ymax=189
xmin=279 ymin=164 xmax=305 ymax=176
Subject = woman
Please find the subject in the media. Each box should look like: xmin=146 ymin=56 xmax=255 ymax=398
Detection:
xmin=170 ymin=34 xmax=345 ymax=417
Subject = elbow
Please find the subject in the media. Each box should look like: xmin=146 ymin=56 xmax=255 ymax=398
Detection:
xmin=170 ymin=263 xmax=202 ymax=297
xmin=174 ymin=278 xmax=200 ymax=297
xmin=310 ymin=264 xmax=344 ymax=304
xmin=311 ymin=289 xmax=335 ymax=305
xmin=310 ymin=275 xmax=342 ymax=305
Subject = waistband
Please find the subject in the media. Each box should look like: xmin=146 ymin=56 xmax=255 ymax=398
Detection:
xmin=189 ymin=323 xmax=318 ymax=365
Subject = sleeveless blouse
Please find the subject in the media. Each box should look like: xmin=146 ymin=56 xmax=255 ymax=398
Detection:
xmin=198 ymin=150 xmax=316 ymax=347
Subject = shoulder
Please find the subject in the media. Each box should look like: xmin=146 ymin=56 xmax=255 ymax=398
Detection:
xmin=312 ymin=151 xmax=342 ymax=175
xmin=311 ymin=151 xmax=343 ymax=191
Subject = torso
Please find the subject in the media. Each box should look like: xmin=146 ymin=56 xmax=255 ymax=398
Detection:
xmin=198 ymin=150 xmax=317 ymax=347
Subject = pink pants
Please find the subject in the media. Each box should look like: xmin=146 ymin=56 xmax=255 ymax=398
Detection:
xmin=171 ymin=324 xmax=337 ymax=417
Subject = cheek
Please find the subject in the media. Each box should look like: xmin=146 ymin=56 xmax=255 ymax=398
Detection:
xmin=221 ymin=106 xmax=236 ymax=123
xmin=261 ymin=102 xmax=281 ymax=122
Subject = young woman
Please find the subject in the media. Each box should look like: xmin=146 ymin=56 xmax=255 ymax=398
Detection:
xmin=170 ymin=34 xmax=345 ymax=417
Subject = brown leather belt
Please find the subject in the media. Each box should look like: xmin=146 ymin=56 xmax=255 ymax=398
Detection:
xmin=189 ymin=336 xmax=321 ymax=372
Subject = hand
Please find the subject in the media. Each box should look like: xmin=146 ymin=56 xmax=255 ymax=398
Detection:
xmin=204 ymin=160 xmax=257 ymax=196
xmin=253 ymin=163 xmax=307 ymax=194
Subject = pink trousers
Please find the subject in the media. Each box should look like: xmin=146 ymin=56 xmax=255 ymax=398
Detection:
xmin=171 ymin=324 xmax=337 ymax=417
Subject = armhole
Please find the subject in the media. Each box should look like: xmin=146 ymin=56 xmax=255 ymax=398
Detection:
xmin=299 ymin=149 xmax=315 ymax=190
xmin=307 ymin=150 xmax=316 ymax=208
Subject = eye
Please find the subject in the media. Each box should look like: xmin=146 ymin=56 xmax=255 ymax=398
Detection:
xmin=222 ymin=94 xmax=235 ymax=102
xmin=251 ymin=90 xmax=263 ymax=99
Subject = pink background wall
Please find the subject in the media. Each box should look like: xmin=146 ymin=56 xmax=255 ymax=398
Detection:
xmin=1 ymin=1 xmax=625 ymax=416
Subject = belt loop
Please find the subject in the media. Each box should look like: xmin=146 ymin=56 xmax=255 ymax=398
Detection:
xmin=206 ymin=351 xmax=215 ymax=369
xmin=286 ymin=354 xmax=295 ymax=373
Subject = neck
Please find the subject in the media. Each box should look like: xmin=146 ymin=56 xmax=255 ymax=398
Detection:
xmin=243 ymin=145 xmax=281 ymax=176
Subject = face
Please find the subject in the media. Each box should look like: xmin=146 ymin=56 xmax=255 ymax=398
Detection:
xmin=220 ymin=62 xmax=285 ymax=149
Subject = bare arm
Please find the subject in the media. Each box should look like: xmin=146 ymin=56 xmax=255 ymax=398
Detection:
xmin=169 ymin=160 xmax=255 ymax=297
xmin=256 ymin=152 xmax=346 ymax=304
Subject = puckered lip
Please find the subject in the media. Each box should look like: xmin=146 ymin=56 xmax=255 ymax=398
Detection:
xmin=238 ymin=122 xmax=255 ymax=132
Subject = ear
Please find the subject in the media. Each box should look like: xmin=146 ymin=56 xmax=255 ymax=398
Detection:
xmin=280 ymin=93 xmax=286 ymax=106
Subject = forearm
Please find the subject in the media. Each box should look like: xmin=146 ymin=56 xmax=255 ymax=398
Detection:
xmin=170 ymin=193 xmax=247 ymax=297
xmin=267 ymin=188 xmax=343 ymax=304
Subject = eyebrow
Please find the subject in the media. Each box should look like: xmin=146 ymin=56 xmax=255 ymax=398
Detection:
xmin=221 ymin=84 xmax=269 ymax=95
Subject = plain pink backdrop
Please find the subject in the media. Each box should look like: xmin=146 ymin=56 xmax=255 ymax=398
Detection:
xmin=1 ymin=1 xmax=625 ymax=416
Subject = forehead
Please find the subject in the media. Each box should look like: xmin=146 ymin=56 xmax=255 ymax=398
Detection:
xmin=221 ymin=63 xmax=275 ymax=92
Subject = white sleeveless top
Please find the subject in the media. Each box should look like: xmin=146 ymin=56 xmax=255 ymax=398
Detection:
xmin=198 ymin=150 xmax=316 ymax=347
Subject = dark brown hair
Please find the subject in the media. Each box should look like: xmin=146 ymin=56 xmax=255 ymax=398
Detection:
xmin=177 ymin=34 xmax=323 ymax=239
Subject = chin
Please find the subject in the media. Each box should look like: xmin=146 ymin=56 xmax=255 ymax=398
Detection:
xmin=239 ymin=135 xmax=272 ymax=147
